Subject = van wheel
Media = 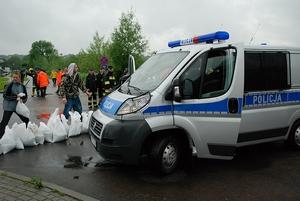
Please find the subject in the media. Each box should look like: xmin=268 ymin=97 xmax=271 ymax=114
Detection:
xmin=287 ymin=120 xmax=300 ymax=149
xmin=150 ymin=136 xmax=181 ymax=174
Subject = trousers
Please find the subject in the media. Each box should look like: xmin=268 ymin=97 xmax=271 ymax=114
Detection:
xmin=0 ymin=111 xmax=29 ymax=139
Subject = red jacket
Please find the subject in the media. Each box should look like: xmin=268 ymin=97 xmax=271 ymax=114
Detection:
xmin=56 ymin=71 xmax=63 ymax=86
xmin=37 ymin=71 xmax=49 ymax=88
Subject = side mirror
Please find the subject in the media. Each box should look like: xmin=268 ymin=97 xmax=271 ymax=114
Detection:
xmin=173 ymin=78 xmax=182 ymax=102
xmin=173 ymin=86 xmax=182 ymax=102
xmin=165 ymin=78 xmax=181 ymax=102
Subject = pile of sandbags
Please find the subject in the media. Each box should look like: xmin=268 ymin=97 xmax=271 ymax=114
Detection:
xmin=0 ymin=108 xmax=93 ymax=155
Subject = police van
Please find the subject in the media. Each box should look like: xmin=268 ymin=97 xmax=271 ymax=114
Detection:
xmin=89 ymin=31 xmax=300 ymax=174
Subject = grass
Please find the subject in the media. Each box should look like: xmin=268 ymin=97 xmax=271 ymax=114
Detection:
xmin=0 ymin=172 xmax=8 ymax=176
xmin=29 ymin=176 xmax=44 ymax=189
xmin=0 ymin=172 xmax=82 ymax=200
xmin=0 ymin=76 xmax=9 ymax=92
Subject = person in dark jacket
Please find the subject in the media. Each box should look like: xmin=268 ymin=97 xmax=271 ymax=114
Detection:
xmin=0 ymin=71 xmax=29 ymax=139
xmin=85 ymin=68 xmax=98 ymax=110
xmin=26 ymin=68 xmax=39 ymax=97
xmin=102 ymin=65 xmax=116 ymax=97
xmin=20 ymin=68 xmax=26 ymax=84
xmin=96 ymin=67 xmax=105 ymax=102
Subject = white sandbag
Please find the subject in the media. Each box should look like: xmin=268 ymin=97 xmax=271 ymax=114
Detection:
xmin=39 ymin=122 xmax=53 ymax=143
xmin=69 ymin=111 xmax=82 ymax=137
xmin=86 ymin=110 xmax=93 ymax=131
xmin=82 ymin=111 xmax=93 ymax=133
xmin=88 ymin=110 xmax=93 ymax=120
xmin=60 ymin=114 xmax=69 ymax=135
xmin=24 ymin=128 xmax=37 ymax=146
xmin=28 ymin=122 xmax=39 ymax=134
xmin=14 ymin=123 xmax=37 ymax=146
xmin=29 ymin=122 xmax=44 ymax=145
xmin=47 ymin=108 xmax=60 ymax=132
xmin=14 ymin=122 xmax=37 ymax=146
xmin=11 ymin=123 xmax=24 ymax=150
xmin=52 ymin=115 xmax=67 ymax=142
xmin=16 ymin=100 xmax=30 ymax=118
xmin=81 ymin=112 xmax=89 ymax=133
xmin=0 ymin=126 xmax=16 ymax=154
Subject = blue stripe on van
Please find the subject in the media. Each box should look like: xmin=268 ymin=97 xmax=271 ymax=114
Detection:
xmin=99 ymin=96 xmax=123 ymax=115
xmin=143 ymin=98 xmax=243 ymax=115
xmin=174 ymin=99 xmax=229 ymax=112
xmin=143 ymin=105 xmax=173 ymax=114
xmin=244 ymin=91 xmax=300 ymax=107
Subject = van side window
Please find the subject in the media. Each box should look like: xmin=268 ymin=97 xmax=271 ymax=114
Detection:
xmin=180 ymin=48 xmax=236 ymax=99
xmin=244 ymin=52 xmax=288 ymax=92
xmin=180 ymin=53 xmax=205 ymax=99
xmin=201 ymin=49 xmax=236 ymax=98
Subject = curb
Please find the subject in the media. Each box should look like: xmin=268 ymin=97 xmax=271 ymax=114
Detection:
xmin=0 ymin=170 xmax=99 ymax=201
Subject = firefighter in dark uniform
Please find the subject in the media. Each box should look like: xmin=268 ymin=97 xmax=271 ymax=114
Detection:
xmin=85 ymin=68 xmax=98 ymax=110
xmin=26 ymin=68 xmax=39 ymax=97
xmin=102 ymin=65 xmax=116 ymax=97
xmin=96 ymin=67 xmax=105 ymax=102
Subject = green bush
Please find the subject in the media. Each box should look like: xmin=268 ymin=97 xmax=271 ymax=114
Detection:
xmin=0 ymin=77 xmax=9 ymax=92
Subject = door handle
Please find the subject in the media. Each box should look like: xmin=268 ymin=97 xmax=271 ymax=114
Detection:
xmin=228 ymin=98 xmax=238 ymax=114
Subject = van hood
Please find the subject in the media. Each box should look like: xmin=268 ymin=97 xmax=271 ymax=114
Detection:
xmin=99 ymin=90 xmax=135 ymax=116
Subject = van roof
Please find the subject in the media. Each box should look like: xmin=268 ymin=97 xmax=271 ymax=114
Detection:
xmin=244 ymin=45 xmax=300 ymax=52
xmin=157 ymin=42 xmax=300 ymax=54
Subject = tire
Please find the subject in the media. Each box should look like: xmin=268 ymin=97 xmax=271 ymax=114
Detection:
xmin=287 ymin=120 xmax=300 ymax=149
xmin=150 ymin=135 xmax=181 ymax=174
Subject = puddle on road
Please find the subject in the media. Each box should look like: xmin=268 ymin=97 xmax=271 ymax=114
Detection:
xmin=64 ymin=155 xmax=104 ymax=168
xmin=64 ymin=155 xmax=83 ymax=168
xmin=63 ymin=154 xmax=187 ymax=183
xmin=139 ymin=170 xmax=188 ymax=184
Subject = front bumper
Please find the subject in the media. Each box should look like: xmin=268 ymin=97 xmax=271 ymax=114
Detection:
xmin=89 ymin=116 xmax=152 ymax=165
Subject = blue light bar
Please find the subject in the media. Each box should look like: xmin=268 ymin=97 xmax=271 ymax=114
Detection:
xmin=168 ymin=31 xmax=229 ymax=48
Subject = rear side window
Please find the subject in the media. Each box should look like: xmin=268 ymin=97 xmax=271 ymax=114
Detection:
xmin=244 ymin=52 xmax=288 ymax=92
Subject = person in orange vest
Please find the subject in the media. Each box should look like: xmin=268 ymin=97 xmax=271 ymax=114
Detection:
xmin=37 ymin=69 xmax=49 ymax=97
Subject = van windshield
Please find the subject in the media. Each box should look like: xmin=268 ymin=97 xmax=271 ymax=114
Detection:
xmin=120 ymin=51 xmax=189 ymax=94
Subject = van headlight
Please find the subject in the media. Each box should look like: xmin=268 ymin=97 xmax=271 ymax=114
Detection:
xmin=117 ymin=93 xmax=151 ymax=115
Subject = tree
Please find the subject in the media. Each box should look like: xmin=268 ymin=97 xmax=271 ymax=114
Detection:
xmin=87 ymin=32 xmax=110 ymax=56
xmin=58 ymin=54 xmax=78 ymax=69
xmin=77 ymin=32 xmax=110 ymax=74
xmin=110 ymin=10 xmax=148 ymax=78
xmin=29 ymin=40 xmax=59 ymax=69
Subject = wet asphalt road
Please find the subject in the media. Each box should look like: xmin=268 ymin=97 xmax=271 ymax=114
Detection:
xmin=1 ymin=79 xmax=300 ymax=201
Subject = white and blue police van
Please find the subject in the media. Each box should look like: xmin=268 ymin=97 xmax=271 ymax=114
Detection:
xmin=89 ymin=31 xmax=300 ymax=174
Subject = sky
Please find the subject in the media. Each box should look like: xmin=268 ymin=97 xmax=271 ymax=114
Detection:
xmin=0 ymin=0 xmax=299 ymax=55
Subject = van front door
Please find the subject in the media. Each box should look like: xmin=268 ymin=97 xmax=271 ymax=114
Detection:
xmin=173 ymin=44 xmax=244 ymax=159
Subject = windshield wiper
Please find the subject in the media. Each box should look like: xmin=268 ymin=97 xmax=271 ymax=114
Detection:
xmin=128 ymin=84 xmax=144 ymax=93
xmin=127 ymin=77 xmax=145 ymax=94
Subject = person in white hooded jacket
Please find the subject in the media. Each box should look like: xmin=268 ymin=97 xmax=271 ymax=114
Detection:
xmin=60 ymin=63 xmax=91 ymax=119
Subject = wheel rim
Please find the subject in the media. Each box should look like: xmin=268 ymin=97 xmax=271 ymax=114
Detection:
xmin=295 ymin=127 xmax=300 ymax=146
xmin=162 ymin=143 xmax=177 ymax=169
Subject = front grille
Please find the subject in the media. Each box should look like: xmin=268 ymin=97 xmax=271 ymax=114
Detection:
xmin=101 ymin=138 xmax=114 ymax=145
xmin=90 ymin=116 xmax=103 ymax=138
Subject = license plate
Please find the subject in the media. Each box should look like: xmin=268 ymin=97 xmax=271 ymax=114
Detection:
xmin=91 ymin=136 xmax=96 ymax=147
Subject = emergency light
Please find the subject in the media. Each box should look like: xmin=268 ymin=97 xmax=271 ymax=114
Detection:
xmin=168 ymin=31 xmax=229 ymax=48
